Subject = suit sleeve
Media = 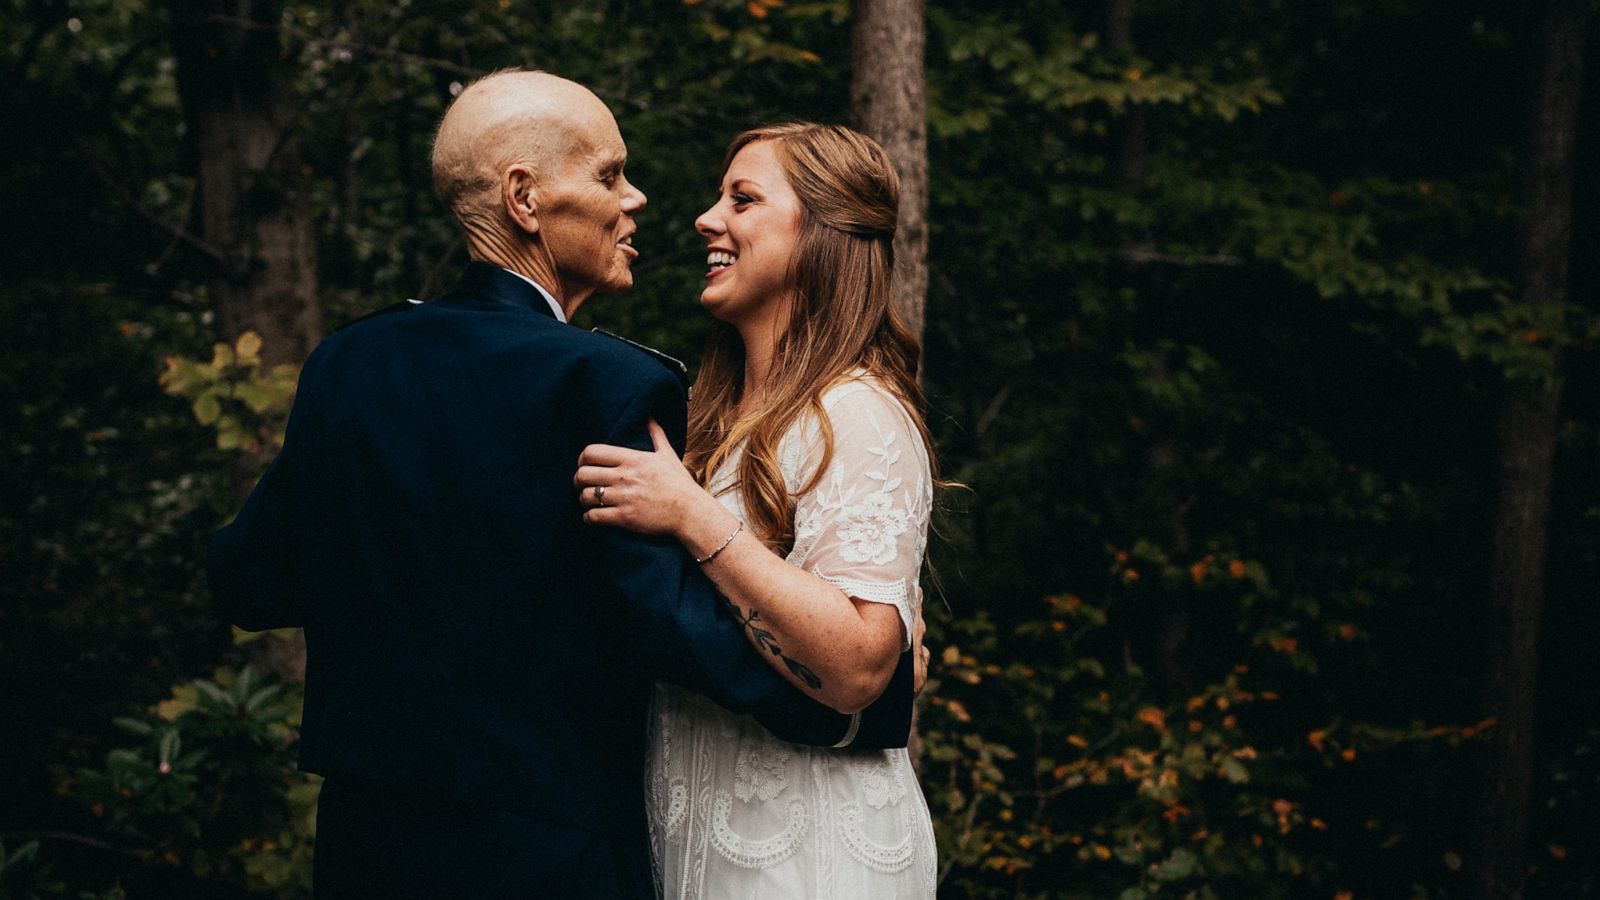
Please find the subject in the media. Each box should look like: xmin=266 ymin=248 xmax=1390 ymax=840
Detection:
xmin=205 ymin=355 xmax=325 ymax=632
xmin=593 ymin=374 xmax=905 ymax=749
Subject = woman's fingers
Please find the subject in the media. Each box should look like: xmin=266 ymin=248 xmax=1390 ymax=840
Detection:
xmin=580 ymin=484 xmax=634 ymax=508
xmin=573 ymin=464 xmax=621 ymax=490
xmin=582 ymin=505 xmax=625 ymax=526
xmin=646 ymin=419 xmax=676 ymax=456
xmin=577 ymin=442 xmax=642 ymax=467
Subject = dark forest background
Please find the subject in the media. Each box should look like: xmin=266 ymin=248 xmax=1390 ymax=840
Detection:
xmin=1 ymin=0 xmax=1597 ymax=897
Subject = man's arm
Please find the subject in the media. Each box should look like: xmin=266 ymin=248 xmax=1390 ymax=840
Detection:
xmin=208 ymin=453 xmax=306 ymax=631
xmin=206 ymin=354 xmax=328 ymax=632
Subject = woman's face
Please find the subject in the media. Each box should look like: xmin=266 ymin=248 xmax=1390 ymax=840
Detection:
xmin=694 ymin=141 xmax=804 ymax=329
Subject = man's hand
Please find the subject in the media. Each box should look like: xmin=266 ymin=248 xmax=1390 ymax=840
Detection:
xmin=912 ymin=605 xmax=930 ymax=696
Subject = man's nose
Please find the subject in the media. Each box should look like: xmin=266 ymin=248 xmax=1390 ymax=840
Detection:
xmin=621 ymin=178 xmax=646 ymax=213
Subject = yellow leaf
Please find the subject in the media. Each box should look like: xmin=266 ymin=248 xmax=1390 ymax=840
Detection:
xmin=234 ymin=330 xmax=263 ymax=361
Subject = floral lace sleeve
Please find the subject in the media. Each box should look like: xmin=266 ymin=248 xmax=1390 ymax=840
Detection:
xmin=786 ymin=380 xmax=932 ymax=650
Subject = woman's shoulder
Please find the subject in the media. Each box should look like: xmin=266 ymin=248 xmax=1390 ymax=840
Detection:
xmin=817 ymin=370 xmax=914 ymax=427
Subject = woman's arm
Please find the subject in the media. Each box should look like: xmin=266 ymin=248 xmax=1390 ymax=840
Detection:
xmin=577 ymin=421 xmax=910 ymax=713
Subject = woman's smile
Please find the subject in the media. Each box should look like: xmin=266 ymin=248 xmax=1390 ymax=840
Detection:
xmin=694 ymin=140 xmax=804 ymax=325
xmin=705 ymin=248 xmax=737 ymax=279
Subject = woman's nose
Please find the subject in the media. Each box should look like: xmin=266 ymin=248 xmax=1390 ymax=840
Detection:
xmin=695 ymin=204 xmax=724 ymax=237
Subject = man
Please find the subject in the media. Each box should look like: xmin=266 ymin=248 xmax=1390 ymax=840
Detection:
xmin=207 ymin=70 xmax=916 ymax=898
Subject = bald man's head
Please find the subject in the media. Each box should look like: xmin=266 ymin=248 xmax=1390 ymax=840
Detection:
xmin=429 ymin=69 xmax=647 ymax=310
xmin=431 ymin=70 xmax=611 ymax=224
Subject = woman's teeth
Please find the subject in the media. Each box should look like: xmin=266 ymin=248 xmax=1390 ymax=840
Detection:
xmin=707 ymin=250 xmax=736 ymax=270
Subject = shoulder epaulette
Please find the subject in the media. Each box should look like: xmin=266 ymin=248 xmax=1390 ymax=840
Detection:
xmin=333 ymin=298 xmax=423 ymax=334
xmin=591 ymin=328 xmax=692 ymax=398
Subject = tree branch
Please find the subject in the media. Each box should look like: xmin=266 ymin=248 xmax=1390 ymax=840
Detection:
xmin=1118 ymin=246 xmax=1243 ymax=267
xmin=74 ymin=137 xmax=241 ymax=274
xmin=0 ymin=829 xmax=141 ymax=855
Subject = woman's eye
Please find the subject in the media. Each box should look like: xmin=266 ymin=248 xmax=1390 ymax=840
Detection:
xmin=732 ymin=192 xmax=754 ymax=206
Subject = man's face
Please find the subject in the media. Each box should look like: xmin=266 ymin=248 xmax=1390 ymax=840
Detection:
xmin=536 ymin=105 xmax=647 ymax=301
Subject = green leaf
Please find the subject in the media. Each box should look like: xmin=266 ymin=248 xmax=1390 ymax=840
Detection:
xmin=113 ymin=716 xmax=154 ymax=736
xmin=1219 ymin=756 xmax=1250 ymax=784
xmin=158 ymin=728 xmax=180 ymax=763
xmin=245 ymin=684 xmax=283 ymax=713
xmin=1152 ymin=847 xmax=1200 ymax=881
xmin=192 ymin=392 xmax=222 ymax=426
xmin=193 ymin=679 xmax=233 ymax=709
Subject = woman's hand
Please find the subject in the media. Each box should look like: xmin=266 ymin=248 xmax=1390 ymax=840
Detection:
xmin=576 ymin=420 xmax=716 ymax=537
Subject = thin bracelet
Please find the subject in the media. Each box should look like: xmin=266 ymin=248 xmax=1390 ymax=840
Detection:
xmin=695 ymin=522 xmax=744 ymax=564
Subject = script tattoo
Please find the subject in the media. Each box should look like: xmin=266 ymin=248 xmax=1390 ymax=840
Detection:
xmin=725 ymin=599 xmax=823 ymax=691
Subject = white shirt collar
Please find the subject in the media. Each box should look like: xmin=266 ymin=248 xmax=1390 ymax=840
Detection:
xmin=499 ymin=267 xmax=567 ymax=323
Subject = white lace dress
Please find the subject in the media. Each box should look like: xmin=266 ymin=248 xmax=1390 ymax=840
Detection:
xmin=646 ymin=377 xmax=938 ymax=899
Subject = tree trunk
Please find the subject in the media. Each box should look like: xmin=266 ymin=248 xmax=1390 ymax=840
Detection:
xmin=1471 ymin=2 xmax=1590 ymax=897
xmin=850 ymin=0 xmax=929 ymax=342
xmin=169 ymin=0 xmax=322 ymax=368
xmin=850 ymin=0 xmax=929 ymax=769
xmin=170 ymin=1 xmax=321 ymax=683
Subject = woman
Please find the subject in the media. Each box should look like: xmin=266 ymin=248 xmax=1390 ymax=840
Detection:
xmin=573 ymin=123 xmax=938 ymax=898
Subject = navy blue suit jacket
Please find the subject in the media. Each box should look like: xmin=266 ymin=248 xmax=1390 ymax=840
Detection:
xmin=207 ymin=263 xmax=914 ymax=897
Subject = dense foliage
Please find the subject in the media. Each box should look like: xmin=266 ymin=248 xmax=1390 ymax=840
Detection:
xmin=2 ymin=0 xmax=1596 ymax=897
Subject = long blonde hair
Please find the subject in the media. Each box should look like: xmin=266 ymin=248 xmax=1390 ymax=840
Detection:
xmin=684 ymin=122 xmax=937 ymax=553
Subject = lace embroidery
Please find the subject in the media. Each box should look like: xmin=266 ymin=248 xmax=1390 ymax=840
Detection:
xmin=664 ymin=777 xmax=688 ymax=836
xmin=710 ymin=791 xmax=809 ymax=869
xmin=835 ymin=490 xmax=911 ymax=565
xmin=733 ymin=743 xmax=790 ymax=802
xmin=851 ymin=756 xmax=909 ymax=810
xmin=839 ymin=802 xmax=916 ymax=873
xmin=648 ymin=379 xmax=938 ymax=896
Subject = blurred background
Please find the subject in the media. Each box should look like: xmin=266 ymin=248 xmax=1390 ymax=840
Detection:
xmin=1 ymin=0 xmax=1596 ymax=897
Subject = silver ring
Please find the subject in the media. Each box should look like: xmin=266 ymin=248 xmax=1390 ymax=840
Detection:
xmin=594 ymin=484 xmax=607 ymax=507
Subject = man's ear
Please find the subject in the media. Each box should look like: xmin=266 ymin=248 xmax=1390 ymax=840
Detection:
xmin=504 ymin=164 xmax=540 ymax=235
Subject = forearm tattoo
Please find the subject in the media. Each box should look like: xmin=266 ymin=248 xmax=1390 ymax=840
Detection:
xmin=725 ymin=598 xmax=823 ymax=691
